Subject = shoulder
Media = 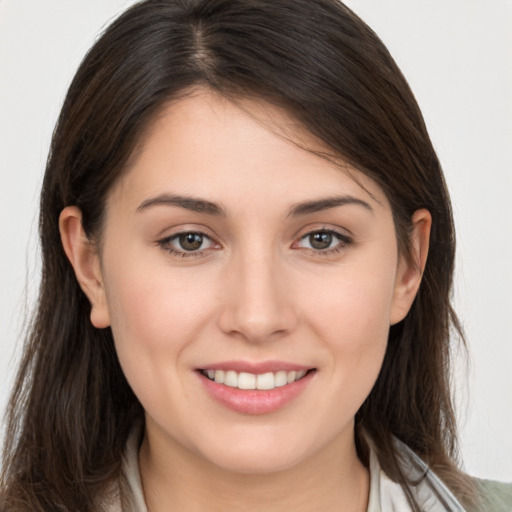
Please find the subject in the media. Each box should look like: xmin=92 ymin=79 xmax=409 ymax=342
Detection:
xmin=474 ymin=479 xmax=512 ymax=512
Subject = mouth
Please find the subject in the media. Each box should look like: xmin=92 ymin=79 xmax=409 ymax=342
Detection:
xmin=196 ymin=362 xmax=317 ymax=414
xmin=199 ymin=368 xmax=311 ymax=391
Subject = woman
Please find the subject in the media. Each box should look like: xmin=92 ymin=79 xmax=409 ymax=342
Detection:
xmin=0 ymin=0 xmax=510 ymax=510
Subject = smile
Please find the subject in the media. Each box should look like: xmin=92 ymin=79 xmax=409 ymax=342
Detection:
xmin=200 ymin=369 xmax=308 ymax=390
xmin=198 ymin=364 xmax=316 ymax=414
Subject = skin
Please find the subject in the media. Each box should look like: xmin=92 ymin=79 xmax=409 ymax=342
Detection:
xmin=60 ymin=90 xmax=430 ymax=512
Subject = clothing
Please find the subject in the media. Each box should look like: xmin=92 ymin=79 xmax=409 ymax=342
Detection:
xmin=102 ymin=429 xmax=512 ymax=511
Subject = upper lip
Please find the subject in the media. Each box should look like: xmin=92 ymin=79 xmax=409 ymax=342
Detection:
xmin=197 ymin=360 xmax=314 ymax=374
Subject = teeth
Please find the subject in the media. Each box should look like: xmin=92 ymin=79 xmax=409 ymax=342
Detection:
xmin=274 ymin=371 xmax=288 ymax=387
xmin=224 ymin=370 xmax=238 ymax=387
xmin=238 ymin=372 xmax=256 ymax=390
xmin=257 ymin=372 xmax=274 ymax=390
xmin=203 ymin=369 xmax=309 ymax=390
xmin=214 ymin=370 xmax=225 ymax=384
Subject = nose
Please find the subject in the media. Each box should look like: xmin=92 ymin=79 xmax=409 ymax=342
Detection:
xmin=217 ymin=250 xmax=298 ymax=343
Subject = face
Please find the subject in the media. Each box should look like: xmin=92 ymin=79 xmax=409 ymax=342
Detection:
xmin=76 ymin=91 xmax=423 ymax=474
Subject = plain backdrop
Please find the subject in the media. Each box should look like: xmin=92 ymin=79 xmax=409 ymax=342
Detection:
xmin=1 ymin=0 xmax=511 ymax=481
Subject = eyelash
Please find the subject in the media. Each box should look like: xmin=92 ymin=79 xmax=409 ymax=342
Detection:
xmin=295 ymin=229 xmax=353 ymax=255
xmin=157 ymin=231 xmax=217 ymax=258
xmin=157 ymin=228 xmax=353 ymax=258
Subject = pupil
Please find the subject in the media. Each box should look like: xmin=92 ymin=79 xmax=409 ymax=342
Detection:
xmin=310 ymin=232 xmax=332 ymax=250
xmin=180 ymin=233 xmax=203 ymax=251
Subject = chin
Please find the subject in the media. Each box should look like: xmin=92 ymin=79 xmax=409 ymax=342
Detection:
xmin=196 ymin=436 xmax=309 ymax=475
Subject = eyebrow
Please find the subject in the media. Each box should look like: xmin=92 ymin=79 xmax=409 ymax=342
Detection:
xmin=288 ymin=196 xmax=374 ymax=217
xmin=137 ymin=194 xmax=226 ymax=216
xmin=136 ymin=193 xmax=373 ymax=217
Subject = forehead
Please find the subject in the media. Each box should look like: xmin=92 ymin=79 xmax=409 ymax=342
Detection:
xmin=108 ymin=90 xmax=388 ymax=213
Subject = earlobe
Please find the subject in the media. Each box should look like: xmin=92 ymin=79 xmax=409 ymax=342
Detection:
xmin=59 ymin=206 xmax=111 ymax=328
xmin=390 ymin=209 xmax=432 ymax=325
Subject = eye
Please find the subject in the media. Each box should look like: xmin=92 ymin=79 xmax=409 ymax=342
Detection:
xmin=158 ymin=231 xmax=218 ymax=257
xmin=295 ymin=229 xmax=352 ymax=253
xmin=176 ymin=232 xmax=208 ymax=251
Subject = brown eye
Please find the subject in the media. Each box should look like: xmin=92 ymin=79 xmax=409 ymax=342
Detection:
xmin=158 ymin=231 xmax=217 ymax=256
xmin=179 ymin=232 xmax=204 ymax=251
xmin=309 ymin=232 xmax=333 ymax=250
xmin=295 ymin=229 xmax=352 ymax=254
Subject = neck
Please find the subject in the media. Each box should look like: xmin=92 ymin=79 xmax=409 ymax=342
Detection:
xmin=139 ymin=424 xmax=369 ymax=512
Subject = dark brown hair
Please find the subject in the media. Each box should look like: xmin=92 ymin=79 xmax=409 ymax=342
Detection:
xmin=1 ymin=0 xmax=476 ymax=510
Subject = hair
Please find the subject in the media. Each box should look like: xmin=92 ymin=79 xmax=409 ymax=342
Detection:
xmin=1 ymin=0 xmax=477 ymax=510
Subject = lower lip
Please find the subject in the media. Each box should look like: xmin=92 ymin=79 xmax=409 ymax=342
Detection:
xmin=198 ymin=371 xmax=315 ymax=415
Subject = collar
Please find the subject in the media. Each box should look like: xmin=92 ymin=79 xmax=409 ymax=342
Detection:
xmin=108 ymin=429 xmax=467 ymax=511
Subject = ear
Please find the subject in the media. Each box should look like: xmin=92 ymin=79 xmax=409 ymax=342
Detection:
xmin=59 ymin=206 xmax=111 ymax=328
xmin=390 ymin=209 xmax=432 ymax=325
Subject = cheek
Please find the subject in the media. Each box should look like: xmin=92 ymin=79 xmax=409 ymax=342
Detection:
xmin=304 ymin=256 xmax=397 ymax=344
xmin=102 ymin=258 xmax=217 ymax=404
xmin=105 ymin=256 xmax=214 ymax=341
xmin=321 ymin=280 xmax=390 ymax=383
xmin=299 ymin=254 xmax=397 ymax=398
